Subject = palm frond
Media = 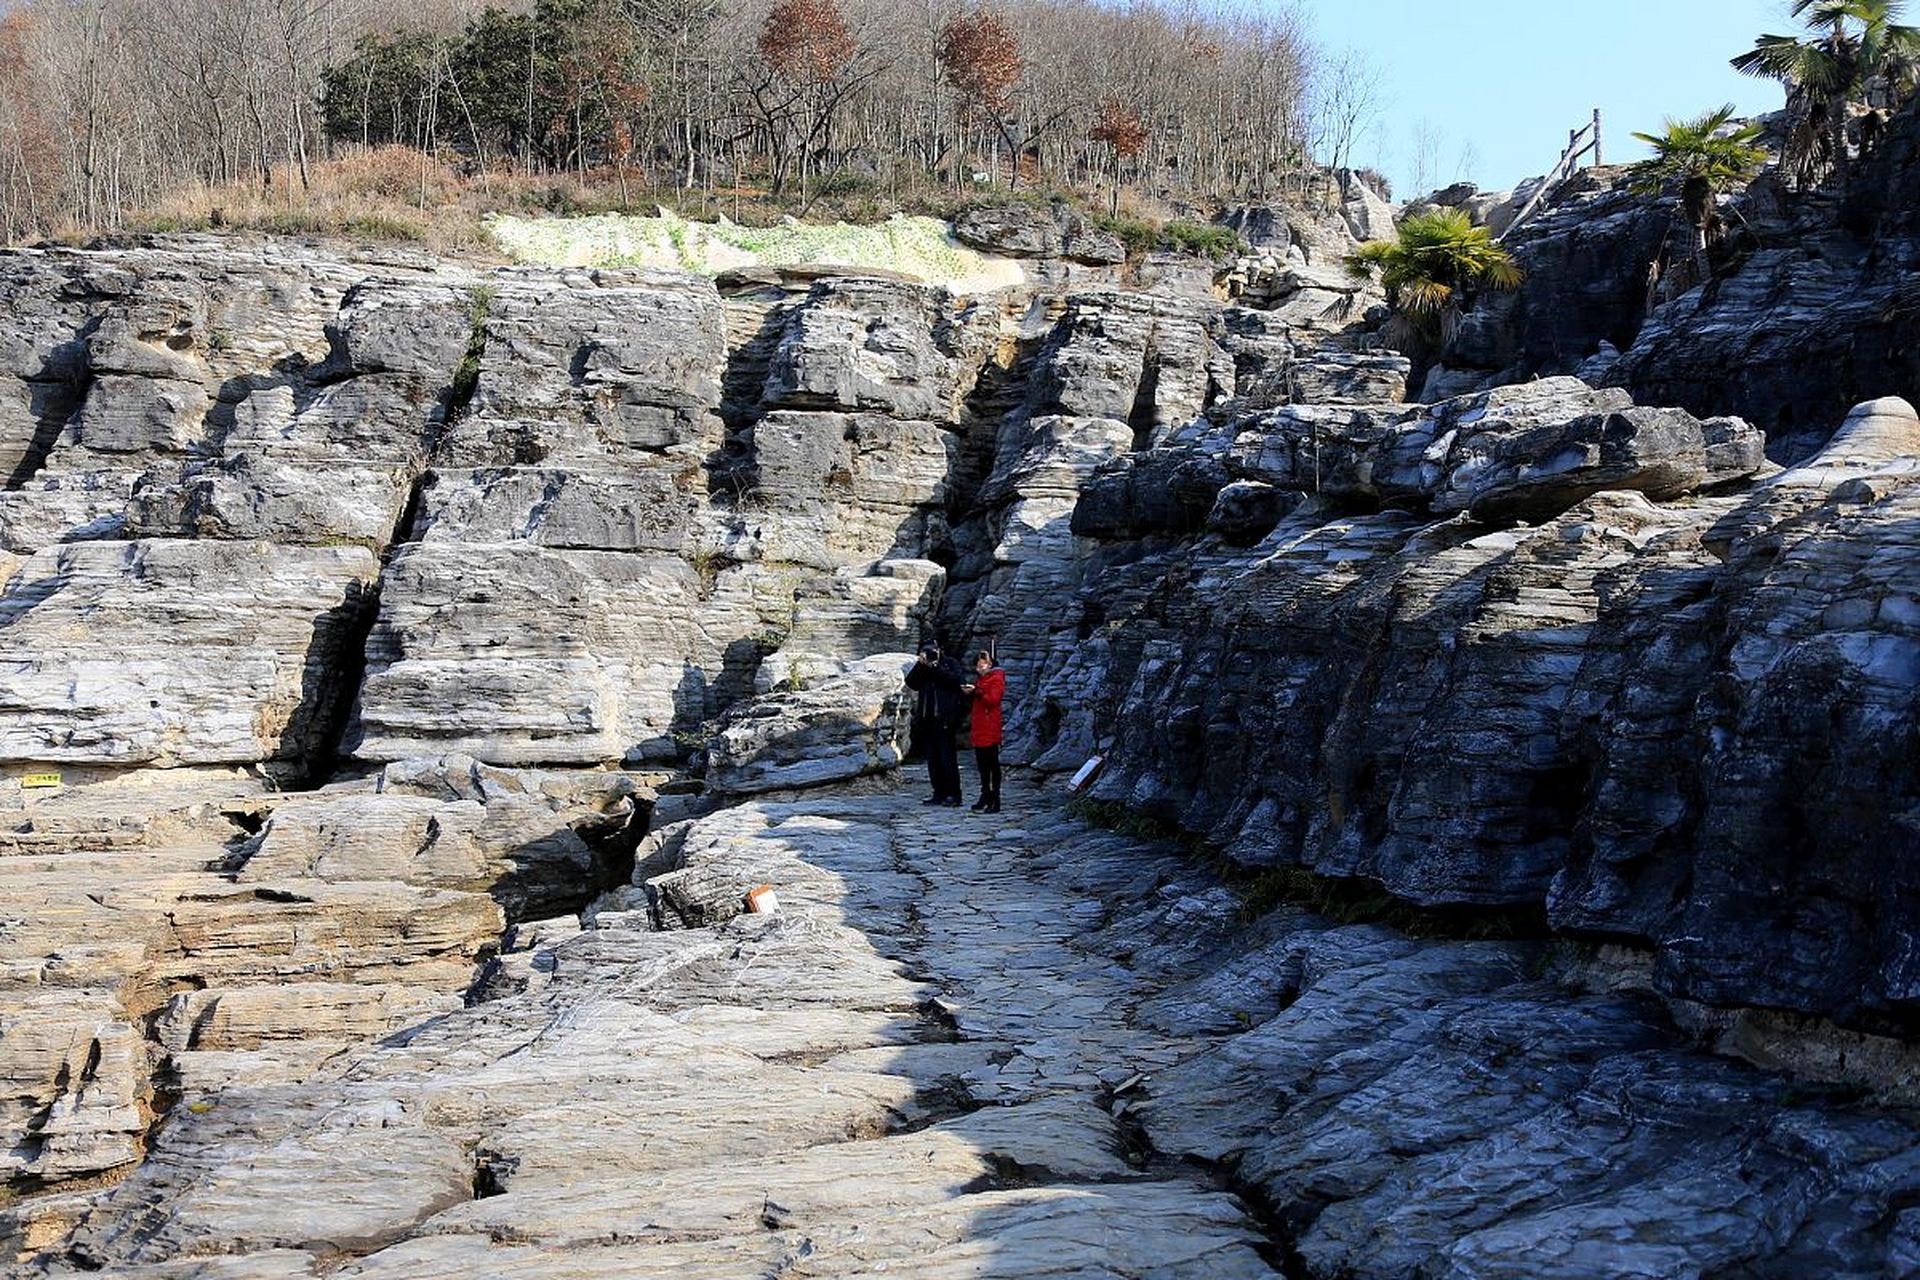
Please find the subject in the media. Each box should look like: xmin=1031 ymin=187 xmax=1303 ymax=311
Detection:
xmin=1475 ymin=257 xmax=1525 ymax=291
xmin=1732 ymin=34 xmax=1849 ymax=91
xmin=1343 ymin=207 xmax=1520 ymax=351
xmin=1396 ymin=278 xmax=1453 ymax=319
xmin=1631 ymin=105 xmax=1769 ymax=194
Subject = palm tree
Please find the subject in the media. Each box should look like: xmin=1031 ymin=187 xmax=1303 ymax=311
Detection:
xmin=1628 ymin=105 xmax=1768 ymax=292
xmin=1732 ymin=0 xmax=1920 ymax=187
xmin=1345 ymin=208 xmax=1522 ymax=354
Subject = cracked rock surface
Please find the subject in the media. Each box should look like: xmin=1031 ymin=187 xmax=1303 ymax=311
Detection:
xmin=27 ymin=787 xmax=1283 ymax=1278
xmin=20 ymin=785 xmax=1920 ymax=1279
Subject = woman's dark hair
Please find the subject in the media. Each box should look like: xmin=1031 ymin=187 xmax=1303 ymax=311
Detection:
xmin=975 ymin=650 xmax=994 ymax=665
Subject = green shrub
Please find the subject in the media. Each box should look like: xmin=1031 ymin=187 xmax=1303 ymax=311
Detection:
xmin=1161 ymin=220 xmax=1242 ymax=261
xmin=447 ymin=283 xmax=494 ymax=414
xmin=1089 ymin=211 xmax=1159 ymax=257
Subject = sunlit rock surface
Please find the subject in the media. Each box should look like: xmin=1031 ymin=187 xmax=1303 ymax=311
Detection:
xmin=0 ymin=230 xmax=1915 ymax=1279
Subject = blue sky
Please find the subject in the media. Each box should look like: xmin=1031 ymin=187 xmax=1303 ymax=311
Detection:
xmin=1293 ymin=0 xmax=1798 ymax=197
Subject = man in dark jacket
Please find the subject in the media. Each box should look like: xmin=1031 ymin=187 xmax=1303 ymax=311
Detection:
xmin=904 ymin=644 xmax=966 ymax=806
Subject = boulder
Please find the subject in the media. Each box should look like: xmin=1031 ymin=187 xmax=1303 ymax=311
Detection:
xmin=952 ymin=202 xmax=1069 ymax=257
xmin=1228 ymin=378 xmax=1766 ymax=519
xmin=951 ymin=203 xmax=1127 ymax=265
xmin=703 ymin=654 xmax=915 ymax=795
xmin=1339 ymin=170 xmax=1396 ymax=242
xmin=1206 ymin=481 xmax=1299 ymax=545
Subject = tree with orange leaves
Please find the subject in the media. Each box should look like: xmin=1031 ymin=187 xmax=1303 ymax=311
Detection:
xmin=1089 ymin=97 xmax=1147 ymax=213
xmin=937 ymin=7 xmax=1021 ymax=187
xmin=759 ymin=0 xmax=855 ymax=87
xmin=749 ymin=0 xmax=874 ymax=201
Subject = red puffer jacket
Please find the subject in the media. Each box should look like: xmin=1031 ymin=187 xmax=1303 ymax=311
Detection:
xmin=968 ymin=666 xmax=1005 ymax=747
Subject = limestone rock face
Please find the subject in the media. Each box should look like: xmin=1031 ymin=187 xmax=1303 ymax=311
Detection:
xmin=0 ymin=227 xmax=1916 ymax=1279
xmin=0 ymin=760 xmax=646 ymax=1199
xmin=343 ymin=267 xmax=979 ymax=769
xmin=443 ymin=267 xmax=726 ymax=466
xmin=0 ymin=242 xmax=466 ymax=556
xmin=1227 ymin=377 xmax=1765 ymax=518
xmin=996 ymin=393 xmax=1918 ymax=1030
xmin=762 ymin=278 xmax=967 ymax=422
xmin=1338 ymin=169 xmax=1396 ymax=242
xmin=0 ymin=540 xmax=378 ymax=767
xmin=1438 ymin=172 xmax=1670 ymax=397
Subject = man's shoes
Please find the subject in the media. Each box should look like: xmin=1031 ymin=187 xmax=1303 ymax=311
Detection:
xmin=969 ymin=798 xmax=988 ymax=811
xmin=922 ymin=795 xmax=945 ymax=806
xmin=939 ymin=796 xmax=963 ymax=807
xmin=985 ymin=798 xmax=1001 ymax=814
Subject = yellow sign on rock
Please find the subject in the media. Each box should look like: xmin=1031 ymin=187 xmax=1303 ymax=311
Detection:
xmin=21 ymin=773 xmax=61 ymax=789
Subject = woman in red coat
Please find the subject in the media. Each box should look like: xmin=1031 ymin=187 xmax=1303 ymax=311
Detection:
xmin=963 ymin=651 xmax=1005 ymax=813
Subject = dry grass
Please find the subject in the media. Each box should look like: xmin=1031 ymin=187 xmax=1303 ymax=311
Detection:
xmin=58 ymin=143 xmax=1229 ymax=263
xmin=110 ymin=147 xmax=493 ymax=257
xmin=93 ymin=146 xmax=982 ymax=256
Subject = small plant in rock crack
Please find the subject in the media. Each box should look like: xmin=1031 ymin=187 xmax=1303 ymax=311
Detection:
xmin=1066 ymin=794 xmax=1187 ymax=843
xmin=685 ymin=547 xmax=729 ymax=592
xmin=668 ymin=727 xmax=712 ymax=755
xmin=448 ymin=283 xmax=496 ymax=414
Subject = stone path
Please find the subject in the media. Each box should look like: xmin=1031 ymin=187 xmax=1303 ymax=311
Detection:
xmin=25 ymin=780 xmax=1283 ymax=1277
xmin=21 ymin=777 xmax=1920 ymax=1278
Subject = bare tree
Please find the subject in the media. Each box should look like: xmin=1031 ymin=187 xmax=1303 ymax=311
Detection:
xmin=1408 ymin=117 xmax=1442 ymax=196
xmin=1310 ymin=44 xmax=1385 ymax=184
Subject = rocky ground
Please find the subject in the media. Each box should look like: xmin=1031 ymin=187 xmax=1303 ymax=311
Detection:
xmin=0 ymin=174 xmax=1916 ymax=1275
xmin=7 ymin=780 xmax=1916 ymax=1277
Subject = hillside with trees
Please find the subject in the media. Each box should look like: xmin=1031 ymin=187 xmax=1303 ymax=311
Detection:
xmin=0 ymin=0 xmax=1317 ymax=243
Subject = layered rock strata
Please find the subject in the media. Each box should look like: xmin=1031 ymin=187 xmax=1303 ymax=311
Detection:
xmin=995 ymin=383 xmax=1917 ymax=1032
xmin=0 ymin=225 xmax=1914 ymax=1280
xmin=0 ymin=243 xmax=999 ymax=1206
xmin=0 ymin=759 xmax=642 ymax=1198
xmin=17 ymin=788 xmax=1917 ymax=1278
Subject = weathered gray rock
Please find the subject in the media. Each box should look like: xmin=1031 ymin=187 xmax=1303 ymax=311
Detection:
xmin=1339 ymin=169 xmax=1396 ymax=242
xmin=350 ymin=541 xmax=742 ymax=765
xmin=704 ymin=653 xmax=915 ymax=794
xmin=409 ymin=463 xmax=698 ymax=553
xmin=0 ymin=226 xmax=1916 ymax=1280
xmin=952 ymin=202 xmax=1127 ymax=265
xmin=0 ymin=755 xmax=645 ymax=1199
xmin=762 ymin=278 xmax=970 ymax=423
xmin=240 ymin=757 xmax=645 ymax=917
xmin=0 ymin=540 xmax=378 ymax=767
xmin=1228 ymin=377 xmax=1765 ymax=518
xmin=1434 ymin=169 xmax=1671 ymax=403
xmin=992 ymin=384 xmax=1917 ymax=1030
xmin=439 ymin=267 xmax=726 ymax=467
xmin=0 ymin=243 xmax=466 ymax=556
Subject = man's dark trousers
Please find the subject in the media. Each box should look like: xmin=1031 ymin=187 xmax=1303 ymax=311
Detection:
xmin=925 ymin=718 xmax=962 ymax=802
